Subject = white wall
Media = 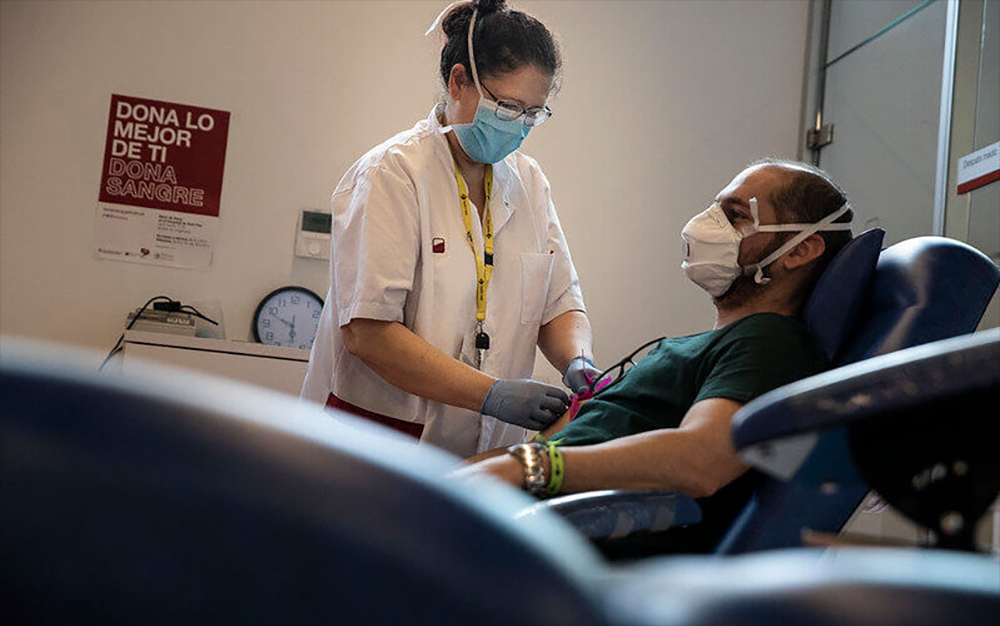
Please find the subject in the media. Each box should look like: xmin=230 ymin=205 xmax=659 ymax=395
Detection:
xmin=0 ymin=0 xmax=809 ymax=373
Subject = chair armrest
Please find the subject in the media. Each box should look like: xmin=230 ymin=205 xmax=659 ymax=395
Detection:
xmin=732 ymin=330 xmax=998 ymax=451
xmin=518 ymin=490 xmax=702 ymax=540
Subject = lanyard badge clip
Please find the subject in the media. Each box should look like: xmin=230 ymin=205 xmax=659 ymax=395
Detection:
xmin=476 ymin=321 xmax=490 ymax=369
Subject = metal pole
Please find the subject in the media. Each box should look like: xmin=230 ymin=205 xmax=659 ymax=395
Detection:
xmin=811 ymin=0 xmax=833 ymax=166
xmin=933 ymin=0 xmax=961 ymax=237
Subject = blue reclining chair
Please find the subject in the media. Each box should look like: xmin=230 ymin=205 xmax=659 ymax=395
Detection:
xmin=734 ymin=330 xmax=1000 ymax=553
xmin=1 ymin=334 xmax=998 ymax=625
xmin=536 ymin=232 xmax=1000 ymax=555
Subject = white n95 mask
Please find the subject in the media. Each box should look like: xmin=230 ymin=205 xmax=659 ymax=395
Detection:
xmin=681 ymin=197 xmax=852 ymax=297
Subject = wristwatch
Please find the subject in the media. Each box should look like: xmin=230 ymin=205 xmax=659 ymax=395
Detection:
xmin=506 ymin=442 xmax=548 ymax=497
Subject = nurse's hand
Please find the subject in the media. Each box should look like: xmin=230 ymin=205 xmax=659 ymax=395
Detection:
xmin=562 ymin=356 xmax=602 ymax=394
xmin=480 ymin=379 xmax=570 ymax=430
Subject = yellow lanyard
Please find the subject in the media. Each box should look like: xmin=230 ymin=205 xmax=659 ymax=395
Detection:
xmin=454 ymin=164 xmax=494 ymax=323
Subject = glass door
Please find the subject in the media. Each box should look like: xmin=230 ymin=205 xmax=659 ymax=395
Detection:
xmin=809 ymin=0 xmax=953 ymax=246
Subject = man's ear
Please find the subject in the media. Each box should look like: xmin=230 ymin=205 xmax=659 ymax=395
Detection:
xmin=448 ymin=64 xmax=470 ymax=101
xmin=783 ymin=233 xmax=826 ymax=271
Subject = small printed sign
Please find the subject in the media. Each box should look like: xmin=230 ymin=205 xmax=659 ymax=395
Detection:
xmin=93 ymin=94 xmax=231 ymax=270
xmin=956 ymin=141 xmax=1000 ymax=195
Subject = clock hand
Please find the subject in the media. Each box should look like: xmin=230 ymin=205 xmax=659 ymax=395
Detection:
xmin=276 ymin=316 xmax=293 ymax=327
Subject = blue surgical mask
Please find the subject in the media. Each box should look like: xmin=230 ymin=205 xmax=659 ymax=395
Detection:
xmin=444 ymin=7 xmax=531 ymax=164
xmin=450 ymin=99 xmax=530 ymax=164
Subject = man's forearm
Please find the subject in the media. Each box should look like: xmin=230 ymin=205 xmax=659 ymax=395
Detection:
xmin=559 ymin=428 xmax=747 ymax=498
xmin=455 ymin=397 xmax=750 ymax=496
xmin=557 ymin=431 xmax=704 ymax=496
xmin=457 ymin=429 xmax=718 ymax=496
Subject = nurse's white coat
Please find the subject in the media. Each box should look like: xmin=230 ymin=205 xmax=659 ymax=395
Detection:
xmin=301 ymin=105 xmax=586 ymax=457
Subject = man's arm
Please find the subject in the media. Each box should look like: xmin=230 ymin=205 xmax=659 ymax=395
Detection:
xmin=460 ymin=398 xmax=749 ymax=498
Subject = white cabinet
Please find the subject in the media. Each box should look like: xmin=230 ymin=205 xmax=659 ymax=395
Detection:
xmin=121 ymin=331 xmax=310 ymax=398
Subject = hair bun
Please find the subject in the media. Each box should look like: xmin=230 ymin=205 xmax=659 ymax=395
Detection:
xmin=473 ymin=0 xmax=507 ymax=14
xmin=437 ymin=0 xmax=560 ymax=90
xmin=440 ymin=0 xmax=507 ymax=39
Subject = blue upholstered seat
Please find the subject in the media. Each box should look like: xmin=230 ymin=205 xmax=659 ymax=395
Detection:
xmin=801 ymin=227 xmax=885 ymax=361
xmin=0 ymin=344 xmax=607 ymax=626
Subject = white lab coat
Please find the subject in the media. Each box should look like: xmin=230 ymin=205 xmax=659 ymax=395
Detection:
xmin=301 ymin=104 xmax=586 ymax=457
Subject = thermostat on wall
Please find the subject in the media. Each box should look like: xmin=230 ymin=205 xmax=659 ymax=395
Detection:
xmin=295 ymin=209 xmax=332 ymax=260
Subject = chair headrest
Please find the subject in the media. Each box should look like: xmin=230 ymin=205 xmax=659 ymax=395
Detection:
xmin=802 ymin=228 xmax=885 ymax=362
xmin=838 ymin=236 xmax=1000 ymax=364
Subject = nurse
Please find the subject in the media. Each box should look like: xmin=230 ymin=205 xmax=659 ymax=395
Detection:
xmin=301 ymin=0 xmax=599 ymax=457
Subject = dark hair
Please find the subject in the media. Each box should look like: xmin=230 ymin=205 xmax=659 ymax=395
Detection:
xmin=438 ymin=0 xmax=561 ymax=90
xmin=750 ymin=158 xmax=854 ymax=279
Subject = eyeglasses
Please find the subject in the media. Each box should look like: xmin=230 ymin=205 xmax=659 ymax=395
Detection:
xmin=481 ymin=82 xmax=553 ymax=127
xmin=587 ymin=336 xmax=667 ymax=395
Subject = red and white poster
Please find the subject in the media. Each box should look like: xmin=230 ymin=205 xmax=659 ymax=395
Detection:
xmin=956 ymin=141 xmax=1000 ymax=195
xmin=93 ymin=94 xmax=230 ymax=269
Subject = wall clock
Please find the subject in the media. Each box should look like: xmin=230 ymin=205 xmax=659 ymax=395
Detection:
xmin=252 ymin=286 xmax=324 ymax=350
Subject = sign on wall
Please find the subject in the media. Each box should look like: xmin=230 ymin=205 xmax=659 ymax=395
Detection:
xmin=93 ymin=94 xmax=230 ymax=269
xmin=956 ymin=141 xmax=1000 ymax=195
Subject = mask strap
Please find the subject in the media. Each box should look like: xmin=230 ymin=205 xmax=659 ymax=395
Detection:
xmin=467 ymin=9 xmax=486 ymax=98
xmin=747 ymin=203 xmax=853 ymax=285
xmin=425 ymin=2 xmax=466 ymax=36
xmin=748 ymin=197 xmax=853 ymax=232
xmin=435 ymin=5 xmax=481 ymax=135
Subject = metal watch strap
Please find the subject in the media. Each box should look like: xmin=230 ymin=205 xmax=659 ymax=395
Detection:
xmin=506 ymin=443 xmax=548 ymax=497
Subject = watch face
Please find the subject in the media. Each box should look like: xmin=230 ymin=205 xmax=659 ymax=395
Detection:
xmin=253 ymin=287 xmax=324 ymax=349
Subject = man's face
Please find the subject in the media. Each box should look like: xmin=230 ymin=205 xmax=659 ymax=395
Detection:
xmin=710 ymin=165 xmax=793 ymax=304
xmin=714 ymin=165 xmax=789 ymax=267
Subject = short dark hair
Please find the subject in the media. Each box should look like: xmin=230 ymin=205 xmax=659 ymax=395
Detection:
xmin=438 ymin=0 xmax=562 ymax=90
xmin=750 ymin=158 xmax=854 ymax=277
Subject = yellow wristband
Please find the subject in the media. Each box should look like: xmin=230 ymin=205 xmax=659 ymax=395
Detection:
xmin=545 ymin=441 xmax=565 ymax=497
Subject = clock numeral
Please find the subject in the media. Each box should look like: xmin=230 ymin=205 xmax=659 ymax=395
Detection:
xmin=269 ymin=307 xmax=278 ymax=316
xmin=265 ymin=331 xmax=274 ymax=341
xmin=291 ymin=296 xmax=300 ymax=305
xmin=278 ymin=298 xmax=287 ymax=307
xmin=261 ymin=319 xmax=271 ymax=328
xmin=312 ymin=310 xmax=320 ymax=319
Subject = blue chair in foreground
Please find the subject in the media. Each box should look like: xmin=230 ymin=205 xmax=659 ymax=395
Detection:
xmin=1 ymin=336 xmax=998 ymax=625
xmin=538 ymin=233 xmax=1000 ymax=555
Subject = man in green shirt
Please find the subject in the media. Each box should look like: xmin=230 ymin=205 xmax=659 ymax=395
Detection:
xmin=460 ymin=159 xmax=854 ymax=553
